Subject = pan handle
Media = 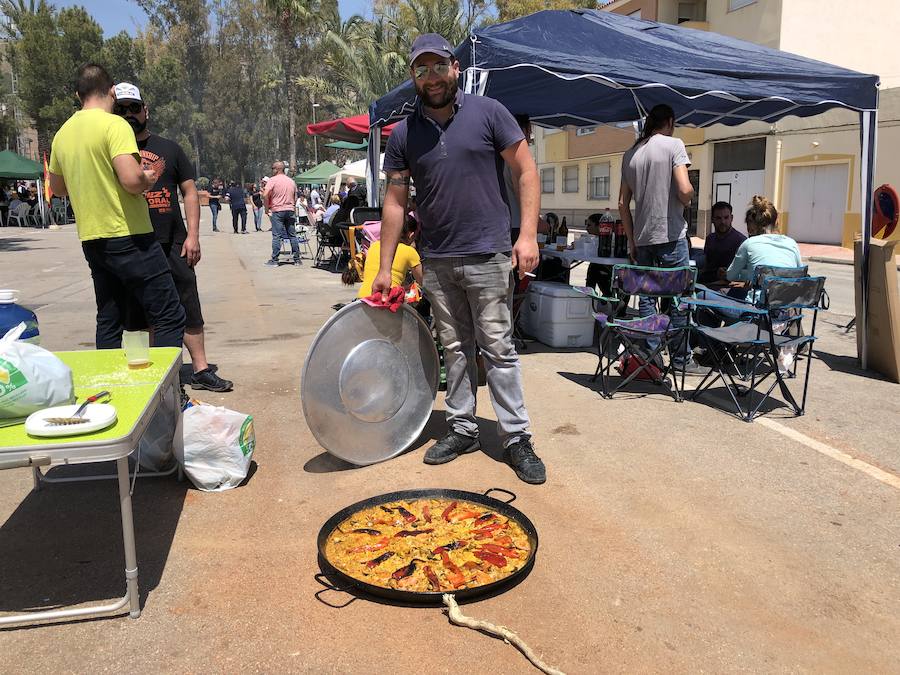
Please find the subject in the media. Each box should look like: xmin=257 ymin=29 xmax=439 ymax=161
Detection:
xmin=483 ymin=487 xmax=516 ymax=504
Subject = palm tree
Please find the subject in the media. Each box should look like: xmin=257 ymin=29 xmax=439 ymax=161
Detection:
xmin=264 ymin=0 xmax=334 ymax=171
xmin=0 ymin=0 xmax=46 ymax=38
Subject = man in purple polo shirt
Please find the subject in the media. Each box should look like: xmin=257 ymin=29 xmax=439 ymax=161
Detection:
xmin=373 ymin=33 xmax=545 ymax=484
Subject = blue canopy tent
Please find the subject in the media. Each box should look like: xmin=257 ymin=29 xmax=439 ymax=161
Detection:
xmin=367 ymin=9 xmax=880 ymax=366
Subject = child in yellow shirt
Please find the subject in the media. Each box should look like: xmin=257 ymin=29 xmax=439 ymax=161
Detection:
xmin=357 ymin=219 xmax=423 ymax=298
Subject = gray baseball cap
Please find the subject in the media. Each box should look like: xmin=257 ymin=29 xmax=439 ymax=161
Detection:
xmin=409 ymin=33 xmax=455 ymax=65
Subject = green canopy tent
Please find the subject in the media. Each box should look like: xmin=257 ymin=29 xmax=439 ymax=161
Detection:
xmin=0 ymin=150 xmax=42 ymax=179
xmin=324 ymin=140 xmax=368 ymax=151
xmin=0 ymin=150 xmax=48 ymax=226
xmin=294 ymin=161 xmax=341 ymax=186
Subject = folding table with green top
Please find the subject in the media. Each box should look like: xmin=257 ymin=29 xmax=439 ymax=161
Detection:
xmin=0 ymin=347 xmax=182 ymax=627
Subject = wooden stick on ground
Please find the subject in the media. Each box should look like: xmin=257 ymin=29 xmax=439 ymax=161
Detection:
xmin=442 ymin=594 xmax=566 ymax=675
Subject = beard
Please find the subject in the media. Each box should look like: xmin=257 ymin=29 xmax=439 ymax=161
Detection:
xmin=126 ymin=117 xmax=148 ymax=133
xmin=415 ymin=76 xmax=458 ymax=109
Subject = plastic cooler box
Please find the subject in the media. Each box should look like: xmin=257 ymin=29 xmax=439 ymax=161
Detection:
xmin=520 ymin=281 xmax=595 ymax=348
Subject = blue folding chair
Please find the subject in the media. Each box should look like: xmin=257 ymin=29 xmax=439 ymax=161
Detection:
xmin=686 ymin=275 xmax=827 ymax=422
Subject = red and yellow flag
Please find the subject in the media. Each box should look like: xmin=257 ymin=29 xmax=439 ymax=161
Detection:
xmin=43 ymin=152 xmax=52 ymax=202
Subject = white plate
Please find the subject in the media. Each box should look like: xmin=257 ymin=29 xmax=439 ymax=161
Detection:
xmin=25 ymin=404 xmax=118 ymax=438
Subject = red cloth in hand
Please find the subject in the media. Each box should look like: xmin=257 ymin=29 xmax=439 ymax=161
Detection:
xmin=362 ymin=286 xmax=405 ymax=312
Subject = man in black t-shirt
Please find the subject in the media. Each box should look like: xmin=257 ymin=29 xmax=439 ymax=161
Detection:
xmin=224 ymin=181 xmax=248 ymax=234
xmin=114 ymin=82 xmax=233 ymax=392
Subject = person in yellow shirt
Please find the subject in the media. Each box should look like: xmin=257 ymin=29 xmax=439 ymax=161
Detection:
xmin=48 ymin=64 xmax=185 ymax=349
xmin=358 ymin=218 xmax=423 ymax=298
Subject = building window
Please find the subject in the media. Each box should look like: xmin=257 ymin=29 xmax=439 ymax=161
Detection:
xmin=575 ymin=126 xmax=597 ymax=136
xmin=540 ymin=168 xmax=555 ymax=194
xmin=562 ymin=165 xmax=579 ymax=193
xmin=678 ymin=1 xmax=706 ymax=23
xmin=588 ymin=163 xmax=610 ymax=199
xmin=728 ymin=0 xmax=756 ymax=10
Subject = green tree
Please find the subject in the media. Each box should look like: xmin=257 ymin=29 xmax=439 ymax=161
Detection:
xmin=264 ymin=0 xmax=338 ymax=172
xmin=203 ymin=0 xmax=278 ymax=182
xmin=8 ymin=3 xmax=68 ymax=156
xmin=57 ymin=6 xmax=103 ymax=66
xmin=0 ymin=0 xmax=45 ymax=38
xmin=100 ymin=31 xmax=146 ymax=84
xmin=0 ymin=75 xmax=18 ymax=150
xmin=136 ymin=0 xmax=211 ymax=175
xmin=493 ymin=0 xmax=585 ymax=23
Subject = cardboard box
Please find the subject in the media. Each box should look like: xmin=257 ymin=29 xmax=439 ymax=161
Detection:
xmin=854 ymin=238 xmax=900 ymax=382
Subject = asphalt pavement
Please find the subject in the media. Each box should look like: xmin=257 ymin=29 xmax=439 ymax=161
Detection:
xmin=0 ymin=220 xmax=897 ymax=673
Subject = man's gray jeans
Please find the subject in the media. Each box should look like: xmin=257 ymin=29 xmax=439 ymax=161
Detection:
xmin=423 ymin=253 xmax=531 ymax=448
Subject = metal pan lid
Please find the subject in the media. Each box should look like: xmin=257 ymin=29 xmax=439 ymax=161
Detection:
xmin=301 ymin=302 xmax=439 ymax=466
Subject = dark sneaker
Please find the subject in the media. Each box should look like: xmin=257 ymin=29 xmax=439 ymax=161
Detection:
xmin=190 ymin=368 xmax=233 ymax=392
xmin=293 ymin=259 xmax=302 ymax=266
xmin=506 ymin=438 xmax=546 ymax=484
xmin=265 ymin=259 xmax=278 ymax=266
xmin=424 ymin=431 xmax=480 ymax=465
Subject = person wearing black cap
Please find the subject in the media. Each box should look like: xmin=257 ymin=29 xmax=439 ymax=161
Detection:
xmin=374 ymin=33 xmax=545 ymax=484
xmin=114 ymin=82 xmax=233 ymax=392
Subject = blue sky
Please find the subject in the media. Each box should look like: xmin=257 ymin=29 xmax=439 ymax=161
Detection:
xmin=58 ymin=0 xmax=371 ymax=37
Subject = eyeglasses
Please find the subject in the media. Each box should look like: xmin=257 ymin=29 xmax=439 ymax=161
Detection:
xmin=113 ymin=102 xmax=143 ymax=115
xmin=413 ymin=62 xmax=451 ymax=80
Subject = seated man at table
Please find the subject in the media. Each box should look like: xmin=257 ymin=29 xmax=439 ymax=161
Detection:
xmin=699 ymin=201 xmax=746 ymax=284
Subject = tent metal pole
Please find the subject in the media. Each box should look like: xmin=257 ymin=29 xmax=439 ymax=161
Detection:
xmin=858 ymin=108 xmax=878 ymax=370
xmin=37 ymin=177 xmax=46 ymax=227
xmin=366 ymin=125 xmax=380 ymax=208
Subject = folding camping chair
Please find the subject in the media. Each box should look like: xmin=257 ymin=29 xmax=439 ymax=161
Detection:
xmin=592 ymin=264 xmax=697 ymax=401
xmin=694 ymin=265 xmax=810 ymax=330
xmin=687 ymin=275 xmax=827 ymax=422
xmin=350 ymin=207 xmax=381 ymax=227
xmin=314 ymin=215 xmax=344 ymax=270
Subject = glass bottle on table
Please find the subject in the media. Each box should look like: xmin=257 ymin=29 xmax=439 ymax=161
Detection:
xmin=557 ymin=216 xmax=568 ymax=249
xmin=614 ymin=220 xmax=629 ymax=258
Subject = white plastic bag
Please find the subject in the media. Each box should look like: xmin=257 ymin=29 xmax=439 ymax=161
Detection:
xmin=178 ymin=403 xmax=255 ymax=491
xmin=0 ymin=322 xmax=74 ymax=419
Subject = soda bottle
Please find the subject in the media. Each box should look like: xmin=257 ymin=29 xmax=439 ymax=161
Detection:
xmin=597 ymin=218 xmax=613 ymax=257
xmin=614 ymin=220 xmax=629 ymax=258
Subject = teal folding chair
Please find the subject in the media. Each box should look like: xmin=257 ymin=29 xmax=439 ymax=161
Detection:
xmin=686 ymin=275 xmax=827 ymax=422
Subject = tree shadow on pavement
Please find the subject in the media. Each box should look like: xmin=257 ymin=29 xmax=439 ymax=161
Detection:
xmin=0 ymin=471 xmax=186 ymax=626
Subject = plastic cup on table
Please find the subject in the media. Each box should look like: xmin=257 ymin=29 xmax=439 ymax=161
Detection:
xmin=122 ymin=330 xmax=151 ymax=370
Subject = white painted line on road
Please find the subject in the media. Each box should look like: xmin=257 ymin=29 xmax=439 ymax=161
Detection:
xmin=758 ymin=418 xmax=900 ymax=490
